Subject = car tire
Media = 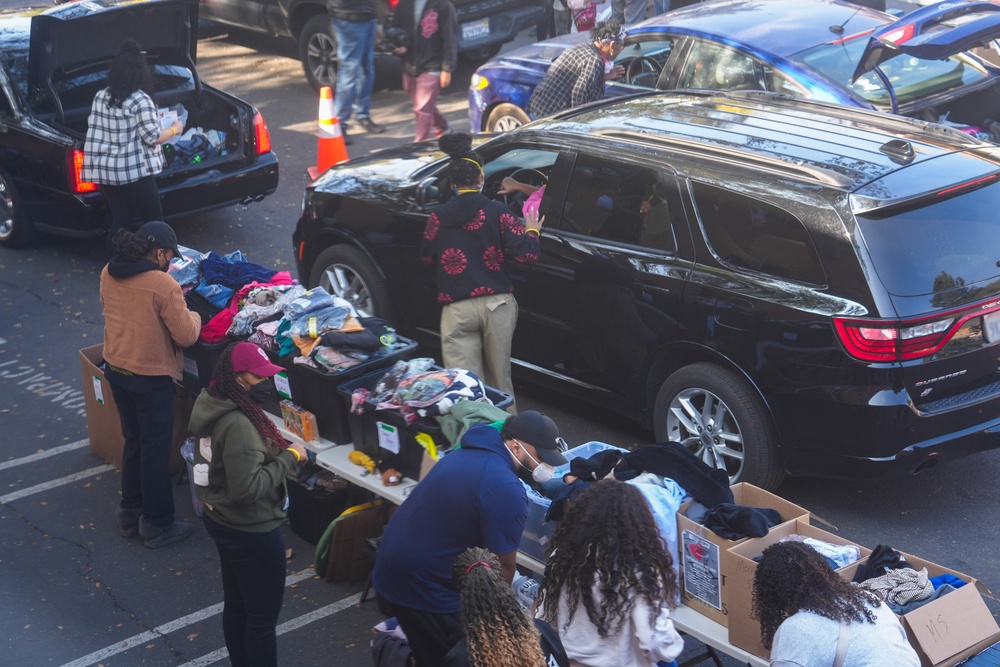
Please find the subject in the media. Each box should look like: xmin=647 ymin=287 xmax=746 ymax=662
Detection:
xmin=299 ymin=15 xmax=338 ymax=92
xmin=0 ymin=171 xmax=34 ymax=248
xmin=485 ymin=103 xmax=530 ymax=133
xmin=309 ymin=245 xmax=395 ymax=321
xmin=653 ymin=362 xmax=785 ymax=490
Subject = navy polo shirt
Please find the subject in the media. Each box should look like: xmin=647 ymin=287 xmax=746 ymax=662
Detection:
xmin=372 ymin=424 xmax=529 ymax=614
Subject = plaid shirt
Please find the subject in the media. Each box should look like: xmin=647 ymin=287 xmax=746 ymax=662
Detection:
xmin=82 ymin=88 xmax=164 ymax=185
xmin=527 ymin=42 xmax=606 ymax=118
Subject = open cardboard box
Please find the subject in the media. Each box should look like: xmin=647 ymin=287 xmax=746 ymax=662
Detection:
xmin=726 ymin=517 xmax=872 ymax=658
xmin=891 ymin=552 xmax=1000 ymax=667
xmin=677 ymin=482 xmax=809 ymax=626
xmin=80 ymin=344 xmax=194 ymax=473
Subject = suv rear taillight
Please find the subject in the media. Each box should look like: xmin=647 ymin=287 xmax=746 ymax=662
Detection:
xmin=834 ymin=297 xmax=1000 ymax=362
xmin=253 ymin=111 xmax=271 ymax=155
xmin=69 ymin=149 xmax=97 ymax=194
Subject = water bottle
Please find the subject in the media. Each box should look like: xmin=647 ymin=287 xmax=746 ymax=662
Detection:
xmin=512 ymin=573 xmax=539 ymax=610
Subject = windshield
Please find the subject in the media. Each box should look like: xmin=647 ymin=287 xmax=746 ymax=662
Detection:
xmin=858 ymin=180 xmax=1000 ymax=300
xmin=790 ymin=38 xmax=988 ymax=106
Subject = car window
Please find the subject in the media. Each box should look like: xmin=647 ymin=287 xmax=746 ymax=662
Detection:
xmin=616 ymin=35 xmax=675 ymax=89
xmin=558 ymin=154 xmax=678 ymax=253
xmin=693 ymin=182 xmax=825 ymax=284
xmin=678 ymin=41 xmax=762 ymax=92
xmin=790 ymin=40 xmax=988 ymax=107
xmin=762 ymin=63 xmax=810 ymax=98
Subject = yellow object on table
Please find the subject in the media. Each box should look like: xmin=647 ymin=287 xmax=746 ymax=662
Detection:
xmin=348 ymin=450 xmax=377 ymax=474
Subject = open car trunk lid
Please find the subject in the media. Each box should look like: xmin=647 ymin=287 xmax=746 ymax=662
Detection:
xmin=29 ymin=0 xmax=198 ymax=103
xmin=852 ymin=0 xmax=1000 ymax=82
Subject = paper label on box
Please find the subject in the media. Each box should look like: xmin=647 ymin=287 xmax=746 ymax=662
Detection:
xmin=92 ymin=376 xmax=104 ymax=404
xmin=274 ymin=372 xmax=291 ymax=400
xmin=377 ymin=421 xmax=400 ymax=454
xmin=183 ymin=354 xmax=199 ymax=379
xmin=158 ymin=108 xmax=177 ymax=130
xmin=682 ymin=529 xmax=722 ymax=610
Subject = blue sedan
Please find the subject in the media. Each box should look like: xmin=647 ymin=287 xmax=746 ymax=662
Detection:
xmin=469 ymin=0 xmax=1000 ymax=137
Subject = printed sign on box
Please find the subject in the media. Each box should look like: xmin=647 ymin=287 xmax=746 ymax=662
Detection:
xmin=682 ymin=529 xmax=722 ymax=610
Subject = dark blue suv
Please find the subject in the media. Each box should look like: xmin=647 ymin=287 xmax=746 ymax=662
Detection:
xmin=293 ymin=90 xmax=1000 ymax=490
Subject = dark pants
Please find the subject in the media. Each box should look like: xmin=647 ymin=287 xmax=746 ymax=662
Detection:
xmin=377 ymin=596 xmax=463 ymax=667
xmin=106 ymin=368 xmax=175 ymax=527
xmin=204 ymin=515 xmax=287 ymax=667
xmin=536 ymin=0 xmax=555 ymax=40
xmin=103 ymin=175 xmax=163 ymax=258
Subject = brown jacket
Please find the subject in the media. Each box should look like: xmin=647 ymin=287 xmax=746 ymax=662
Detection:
xmin=100 ymin=264 xmax=201 ymax=380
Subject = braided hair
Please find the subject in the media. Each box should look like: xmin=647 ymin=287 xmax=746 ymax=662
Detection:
xmin=752 ymin=540 xmax=880 ymax=650
xmin=207 ymin=342 xmax=290 ymax=458
xmin=537 ymin=479 xmax=677 ymax=638
xmin=110 ymin=228 xmax=156 ymax=262
xmin=440 ymin=133 xmax=483 ymax=190
xmin=108 ymin=39 xmax=154 ymax=107
xmin=452 ymin=547 xmax=546 ymax=667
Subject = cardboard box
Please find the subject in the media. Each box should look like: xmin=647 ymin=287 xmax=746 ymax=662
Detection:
xmin=80 ymin=344 xmax=195 ymax=474
xmin=677 ymin=483 xmax=809 ymax=627
xmin=892 ymin=552 xmax=1000 ymax=667
xmin=726 ymin=517 xmax=872 ymax=658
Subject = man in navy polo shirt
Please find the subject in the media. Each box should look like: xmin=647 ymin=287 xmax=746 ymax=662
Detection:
xmin=373 ymin=410 xmax=568 ymax=666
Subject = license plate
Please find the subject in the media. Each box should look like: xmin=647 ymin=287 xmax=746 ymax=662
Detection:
xmin=983 ymin=311 xmax=1000 ymax=343
xmin=462 ymin=18 xmax=490 ymax=41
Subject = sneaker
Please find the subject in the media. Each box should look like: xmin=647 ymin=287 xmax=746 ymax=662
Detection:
xmin=340 ymin=125 xmax=353 ymax=146
xmin=116 ymin=506 xmax=141 ymax=538
xmin=357 ymin=118 xmax=385 ymax=134
xmin=139 ymin=517 xmax=194 ymax=549
xmin=434 ymin=123 xmax=452 ymax=139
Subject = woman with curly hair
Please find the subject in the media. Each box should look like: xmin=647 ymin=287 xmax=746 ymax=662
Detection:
xmin=444 ymin=547 xmax=568 ymax=667
xmin=752 ymin=541 xmax=919 ymax=666
xmin=420 ymin=132 xmax=543 ymax=409
xmin=188 ymin=342 xmax=307 ymax=667
xmin=536 ymin=479 xmax=684 ymax=667
xmin=83 ymin=39 xmax=185 ymax=258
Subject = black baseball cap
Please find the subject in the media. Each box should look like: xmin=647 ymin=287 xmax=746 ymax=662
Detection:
xmin=136 ymin=220 xmax=181 ymax=256
xmin=505 ymin=411 xmax=568 ymax=466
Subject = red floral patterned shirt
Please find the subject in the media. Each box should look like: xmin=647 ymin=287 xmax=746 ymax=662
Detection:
xmin=421 ymin=192 xmax=540 ymax=304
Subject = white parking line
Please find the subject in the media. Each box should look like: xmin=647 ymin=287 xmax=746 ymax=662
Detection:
xmin=59 ymin=570 xmax=328 ymax=667
xmin=176 ymin=593 xmax=363 ymax=667
xmin=0 ymin=464 xmax=115 ymax=505
xmin=0 ymin=438 xmax=91 ymax=471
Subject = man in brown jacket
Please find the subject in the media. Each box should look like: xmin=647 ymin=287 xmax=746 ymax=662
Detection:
xmin=100 ymin=221 xmax=201 ymax=548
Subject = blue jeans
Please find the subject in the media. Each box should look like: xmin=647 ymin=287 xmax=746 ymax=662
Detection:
xmin=204 ymin=515 xmax=287 ymax=667
xmin=107 ymin=369 xmax=176 ymax=526
xmin=653 ymin=0 xmax=670 ymax=15
xmin=332 ymin=17 xmax=376 ymax=123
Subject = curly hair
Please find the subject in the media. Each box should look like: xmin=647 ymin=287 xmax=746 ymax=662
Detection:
xmin=753 ymin=540 xmax=880 ymax=650
xmin=207 ymin=342 xmax=290 ymax=458
xmin=107 ymin=39 xmax=154 ymax=107
xmin=452 ymin=548 xmax=546 ymax=667
xmin=590 ymin=19 xmax=624 ymax=44
xmin=440 ymin=132 xmax=483 ymax=190
xmin=536 ymin=479 xmax=677 ymax=638
xmin=110 ymin=228 xmax=156 ymax=262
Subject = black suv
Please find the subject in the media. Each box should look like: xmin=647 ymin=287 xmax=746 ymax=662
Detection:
xmin=293 ymin=90 xmax=1000 ymax=490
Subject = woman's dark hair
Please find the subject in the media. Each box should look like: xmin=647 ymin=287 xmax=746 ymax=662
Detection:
xmin=440 ymin=132 xmax=483 ymax=190
xmin=452 ymin=548 xmax=546 ymax=667
xmin=591 ymin=19 xmax=624 ymax=44
xmin=110 ymin=228 xmax=156 ymax=262
xmin=537 ymin=479 xmax=677 ymax=638
xmin=752 ymin=540 xmax=880 ymax=650
xmin=108 ymin=39 xmax=153 ymax=107
xmin=207 ymin=342 xmax=291 ymax=458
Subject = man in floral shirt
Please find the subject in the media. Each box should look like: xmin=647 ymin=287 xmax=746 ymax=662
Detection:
xmin=422 ymin=133 xmax=542 ymax=410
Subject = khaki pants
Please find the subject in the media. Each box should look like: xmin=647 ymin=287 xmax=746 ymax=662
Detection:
xmin=440 ymin=293 xmax=518 ymax=411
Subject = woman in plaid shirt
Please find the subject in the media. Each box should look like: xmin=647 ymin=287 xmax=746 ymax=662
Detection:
xmin=83 ymin=39 xmax=184 ymax=258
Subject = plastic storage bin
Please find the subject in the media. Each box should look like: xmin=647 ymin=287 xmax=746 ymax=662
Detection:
xmin=518 ymin=441 xmax=628 ymax=563
xmin=337 ymin=365 xmax=513 ymax=481
xmin=286 ymin=474 xmax=366 ymax=546
xmin=182 ymin=339 xmax=230 ymax=391
xmin=269 ymin=336 xmax=418 ymax=445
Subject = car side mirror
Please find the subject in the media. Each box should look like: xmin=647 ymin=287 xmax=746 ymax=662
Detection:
xmin=416 ymin=176 xmax=442 ymax=209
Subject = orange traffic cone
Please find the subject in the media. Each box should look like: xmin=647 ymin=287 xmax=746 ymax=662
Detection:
xmin=307 ymin=86 xmax=349 ymax=179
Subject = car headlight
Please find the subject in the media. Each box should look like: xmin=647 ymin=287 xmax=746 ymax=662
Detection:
xmin=471 ymin=74 xmax=490 ymax=90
